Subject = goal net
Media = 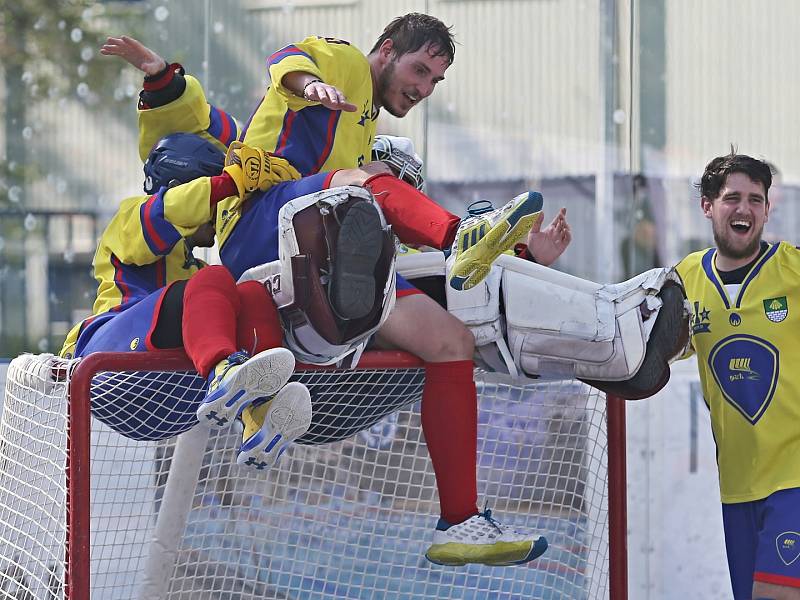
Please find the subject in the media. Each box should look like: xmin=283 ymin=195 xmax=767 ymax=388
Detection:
xmin=0 ymin=350 xmax=626 ymax=599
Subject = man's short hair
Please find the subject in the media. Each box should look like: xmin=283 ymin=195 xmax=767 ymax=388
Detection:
xmin=369 ymin=13 xmax=455 ymax=64
xmin=699 ymin=148 xmax=773 ymax=202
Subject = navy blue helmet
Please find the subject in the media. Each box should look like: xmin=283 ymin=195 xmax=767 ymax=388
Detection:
xmin=143 ymin=133 xmax=226 ymax=194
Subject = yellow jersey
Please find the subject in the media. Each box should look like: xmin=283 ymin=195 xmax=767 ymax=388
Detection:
xmin=676 ymin=241 xmax=800 ymax=502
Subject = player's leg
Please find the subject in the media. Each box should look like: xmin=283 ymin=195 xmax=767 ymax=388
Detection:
xmin=234 ymin=280 xmax=312 ymax=470
xmin=721 ymin=499 xmax=761 ymax=598
xmin=186 ymin=266 xmax=295 ymax=428
xmin=750 ymin=488 xmax=800 ymax=599
xmin=374 ymin=291 xmax=548 ymax=566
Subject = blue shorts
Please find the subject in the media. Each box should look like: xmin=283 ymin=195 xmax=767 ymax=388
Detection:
xmin=220 ymin=173 xmax=420 ymax=297
xmin=75 ymin=284 xmax=206 ymax=442
xmin=723 ymin=487 xmax=800 ymax=597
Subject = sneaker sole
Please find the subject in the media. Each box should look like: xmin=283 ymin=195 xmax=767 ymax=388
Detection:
xmin=330 ymin=201 xmax=384 ymax=320
xmin=449 ymin=192 xmax=544 ymax=291
xmin=196 ymin=348 xmax=295 ymax=428
xmin=237 ymin=382 xmax=313 ymax=470
xmin=425 ymin=536 xmax=548 ymax=567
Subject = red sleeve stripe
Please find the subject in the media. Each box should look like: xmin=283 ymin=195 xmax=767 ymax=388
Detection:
xmin=267 ymin=46 xmax=315 ymax=68
xmin=208 ymin=106 xmax=237 ymax=147
xmin=311 ymin=110 xmax=340 ymax=173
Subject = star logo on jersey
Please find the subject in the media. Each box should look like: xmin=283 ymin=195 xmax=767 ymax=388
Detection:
xmin=763 ymin=296 xmax=788 ymax=323
xmin=358 ymin=101 xmax=370 ymax=126
xmin=691 ymin=301 xmax=711 ymax=334
xmin=776 ymin=532 xmax=800 ymax=566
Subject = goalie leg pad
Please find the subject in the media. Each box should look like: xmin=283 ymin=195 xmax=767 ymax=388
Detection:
xmin=581 ymin=280 xmax=690 ymax=399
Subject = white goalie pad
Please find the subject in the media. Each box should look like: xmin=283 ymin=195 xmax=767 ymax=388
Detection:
xmin=238 ymin=186 xmax=396 ymax=366
xmin=396 ymin=251 xmax=688 ymax=382
xmin=494 ymin=254 xmax=680 ymax=381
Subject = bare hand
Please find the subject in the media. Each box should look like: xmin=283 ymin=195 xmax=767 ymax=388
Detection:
xmin=100 ymin=36 xmax=168 ymax=76
xmin=303 ymin=81 xmax=357 ymax=112
xmin=526 ymin=207 xmax=571 ymax=266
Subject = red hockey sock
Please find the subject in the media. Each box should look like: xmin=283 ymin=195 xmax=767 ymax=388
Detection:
xmin=422 ymin=360 xmax=479 ymax=525
xmin=182 ymin=266 xmax=240 ymax=378
xmin=235 ymin=280 xmax=283 ymax=355
xmin=363 ymin=173 xmax=460 ymax=249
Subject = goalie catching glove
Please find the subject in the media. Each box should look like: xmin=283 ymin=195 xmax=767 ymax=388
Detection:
xmin=223 ymin=141 xmax=301 ymax=198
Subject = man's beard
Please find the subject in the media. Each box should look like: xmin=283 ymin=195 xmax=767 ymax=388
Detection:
xmin=375 ymin=59 xmax=402 ymax=117
xmin=712 ymin=221 xmax=763 ymax=261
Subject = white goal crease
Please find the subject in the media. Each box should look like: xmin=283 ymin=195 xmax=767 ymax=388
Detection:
xmin=0 ymin=351 xmax=625 ymax=599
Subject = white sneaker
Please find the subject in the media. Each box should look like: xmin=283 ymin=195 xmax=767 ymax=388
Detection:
xmin=236 ymin=381 xmax=313 ymax=471
xmin=425 ymin=509 xmax=548 ymax=567
xmin=196 ymin=348 xmax=295 ymax=428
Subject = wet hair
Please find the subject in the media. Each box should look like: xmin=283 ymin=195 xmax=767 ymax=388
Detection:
xmin=369 ymin=13 xmax=455 ymax=64
xmin=698 ymin=147 xmax=773 ymax=202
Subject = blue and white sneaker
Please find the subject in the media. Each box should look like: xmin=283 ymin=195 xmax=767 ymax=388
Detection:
xmin=196 ymin=347 xmax=295 ymax=428
xmin=448 ymin=191 xmax=544 ymax=291
xmin=236 ymin=381 xmax=313 ymax=471
xmin=425 ymin=508 xmax=548 ymax=567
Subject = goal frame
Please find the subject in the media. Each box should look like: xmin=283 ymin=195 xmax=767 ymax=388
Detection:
xmin=64 ymin=349 xmax=628 ymax=600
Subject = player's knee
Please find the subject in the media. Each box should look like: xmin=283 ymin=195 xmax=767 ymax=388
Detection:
xmin=434 ymin=320 xmax=474 ymax=361
xmin=328 ymin=163 xmax=392 ymax=188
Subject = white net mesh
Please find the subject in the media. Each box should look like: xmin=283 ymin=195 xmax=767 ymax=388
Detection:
xmin=0 ymin=353 xmax=614 ymax=599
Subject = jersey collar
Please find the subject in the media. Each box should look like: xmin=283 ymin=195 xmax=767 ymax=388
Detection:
xmin=701 ymin=242 xmax=779 ymax=309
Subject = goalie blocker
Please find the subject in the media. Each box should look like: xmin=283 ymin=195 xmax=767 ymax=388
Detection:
xmin=398 ymin=251 xmax=690 ymax=400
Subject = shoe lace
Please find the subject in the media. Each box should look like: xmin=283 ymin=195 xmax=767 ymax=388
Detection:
xmin=467 ymin=199 xmax=495 ymax=217
xmin=479 ymin=503 xmax=504 ymax=534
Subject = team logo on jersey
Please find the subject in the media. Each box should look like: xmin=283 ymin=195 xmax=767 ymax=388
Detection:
xmin=691 ymin=302 xmax=711 ymax=334
xmin=729 ymin=312 xmax=741 ymax=327
xmin=709 ymin=335 xmax=779 ymax=424
xmin=130 ymin=337 xmax=140 ymax=350
xmin=776 ymin=532 xmax=800 ymax=566
xmin=219 ymin=207 xmax=239 ymax=234
xmin=763 ymin=296 xmax=788 ymax=323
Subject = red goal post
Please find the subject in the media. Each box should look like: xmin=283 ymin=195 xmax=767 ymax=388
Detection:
xmin=1 ymin=350 xmax=627 ymax=599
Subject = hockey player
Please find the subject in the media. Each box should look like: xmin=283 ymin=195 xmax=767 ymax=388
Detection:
xmin=102 ymin=28 xmax=571 ymax=567
xmin=676 ymin=152 xmax=800 ymax=599
xmin=60 ymin=133 xmax=314 ymax=470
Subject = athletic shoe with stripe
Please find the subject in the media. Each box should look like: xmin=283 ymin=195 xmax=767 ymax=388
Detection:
xmin=196 ymin=347 xmax=295 ymax=428
xmin=425 ymin=508 xmax=548 ymax=567
xmin=448 ymin=191 xmax=544 ymax=291
xmin=236 ymin=381 xmax=313 ymax=471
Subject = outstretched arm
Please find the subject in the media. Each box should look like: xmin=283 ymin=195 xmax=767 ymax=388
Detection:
xmin=100 ymin=36 xmax=168 ymax=76
xmin=525 ymin=207 xmax=571 ymax=266
xmin=281 ymin=71 xmax=357 ymax=112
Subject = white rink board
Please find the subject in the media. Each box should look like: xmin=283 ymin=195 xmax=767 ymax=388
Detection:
xmin=627 ymin=357 xmax=732 ymax=599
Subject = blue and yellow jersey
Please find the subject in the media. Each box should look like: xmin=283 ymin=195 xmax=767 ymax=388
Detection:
xmin=138 ymin=75 xmax=240 ymax=161
xmin=241 ymin=36 xmax=377 ymax=175
xmin=60 ymin=178 xmax=215 ymax=358
xmin=676 ymin=241 xmax=800 ymax=503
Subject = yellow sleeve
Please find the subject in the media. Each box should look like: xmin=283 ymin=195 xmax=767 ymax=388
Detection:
xmin=103 ymin=180 xmax=214 ymax=265
xmin=137 ymin=76 xmax=236 ymax=160
xmin=268 ymin=37 xmax=367 ymax=111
